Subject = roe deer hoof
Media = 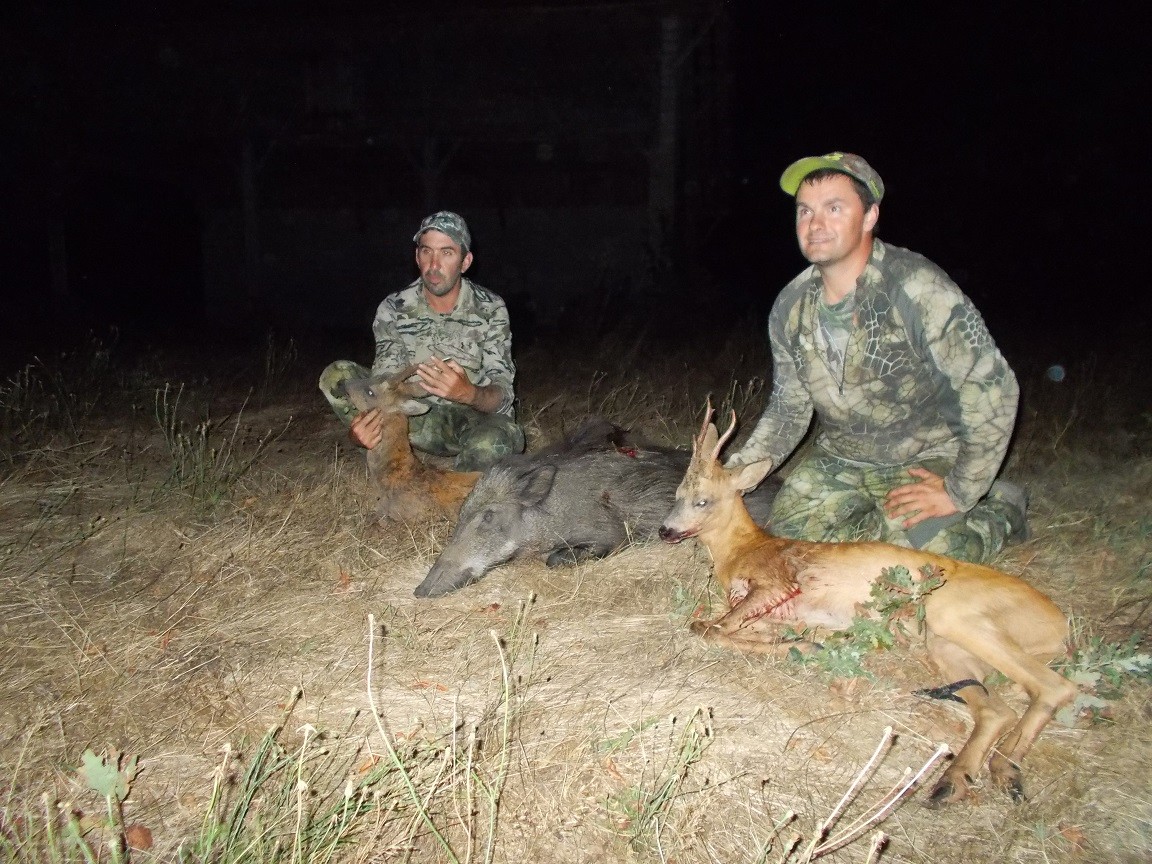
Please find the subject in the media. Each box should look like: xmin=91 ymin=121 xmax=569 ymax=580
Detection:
xmin=689 ymin=619 xmax=714 ymax=636
xmin=995 ymin=773 xmax=1026 ymax=803
xmin=1007 ymin=780 xmax=1026 ymax=803
xmin=925 ymin=774 xmax=970 ymax=808
xmin=925 ymin=781 xmax=955 ymax=808
xmin=989 ymin=756 xmax=1026 ymax=803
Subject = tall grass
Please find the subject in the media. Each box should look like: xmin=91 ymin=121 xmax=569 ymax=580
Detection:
xmin=153 ymin=384 xmax=289 ymax=505
xmin=0 ymin=334 xmax=116 ymax=464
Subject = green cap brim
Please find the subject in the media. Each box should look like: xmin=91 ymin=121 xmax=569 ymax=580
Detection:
xmin=779 ymin=156 xmax=851 ymax=195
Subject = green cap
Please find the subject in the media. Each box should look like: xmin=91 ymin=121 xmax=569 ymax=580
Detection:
xmin=413 ymin=211 xmax=472 ymax=253
xmin=779 ymin=152 xmax=885 ymax=202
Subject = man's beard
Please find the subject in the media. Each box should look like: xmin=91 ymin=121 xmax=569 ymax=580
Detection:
xmin=422 ymin=272 xmax=458 ymax=297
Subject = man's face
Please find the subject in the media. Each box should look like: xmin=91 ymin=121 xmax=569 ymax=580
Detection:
xmin=794 ymin=174 xmax=878 ymax=267
xmin=415 ymin=229 xmax=473 ymax=298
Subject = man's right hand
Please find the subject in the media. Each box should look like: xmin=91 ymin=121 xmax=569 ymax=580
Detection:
xmin=349 ymin=408 xmax=383 ymax=449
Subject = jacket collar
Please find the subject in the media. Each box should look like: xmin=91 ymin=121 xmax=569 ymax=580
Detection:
xmin=803 ymin=237 xmax=887 ymax=302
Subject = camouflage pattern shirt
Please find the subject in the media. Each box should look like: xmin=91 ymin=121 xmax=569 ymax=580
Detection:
xmin=372 ymin=278 xmax=517 ymax=416
xmin=735 ymin=239 xmax=1019 ymax=512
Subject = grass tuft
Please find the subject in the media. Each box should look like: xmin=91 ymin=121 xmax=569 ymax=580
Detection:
xmin=604 ymin=707 xmax=713 ymax=854
xmin=153 ymin=383 xmax=290 ymax=505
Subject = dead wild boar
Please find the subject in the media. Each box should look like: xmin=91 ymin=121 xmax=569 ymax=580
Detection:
xmin=414 ymin=443 xmax=780 ymax=598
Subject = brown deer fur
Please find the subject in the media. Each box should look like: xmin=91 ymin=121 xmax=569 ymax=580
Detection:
xmin=659 ymin=406 xmax=1075 ymax=806
xmin=345 ymin=366 xmax=480 ymax=523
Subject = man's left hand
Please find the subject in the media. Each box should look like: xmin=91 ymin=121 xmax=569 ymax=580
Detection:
xmin=884 ymin=467 xmax=960 ymax=528
xmin=416 ymin=356 xmax=477 ymax=406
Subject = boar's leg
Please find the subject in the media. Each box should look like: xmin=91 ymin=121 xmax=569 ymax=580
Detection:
xmin=545 ymin=543 xmax=617 ymax=567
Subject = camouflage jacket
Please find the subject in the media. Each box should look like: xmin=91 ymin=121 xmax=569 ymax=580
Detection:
xmin=372 ymin=278 xmax=517 ymax=416
xmin=734 ymin=239 xmax=1019 ymax=511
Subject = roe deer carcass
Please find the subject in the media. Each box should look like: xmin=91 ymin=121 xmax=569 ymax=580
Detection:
xmin=658 ymin=406 xmax=1075 ymax=807
xmin=344 ymin=366 xmax=480 ymax=523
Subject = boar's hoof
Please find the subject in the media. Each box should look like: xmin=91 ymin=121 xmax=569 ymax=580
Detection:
xmin=545 ymin=545 xmax=612 ymax=567
xmin=546 ymin=548 xmax=581 ymax=567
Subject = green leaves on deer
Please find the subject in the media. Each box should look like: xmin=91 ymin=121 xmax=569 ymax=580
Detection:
xmin=788 ymin=564 xmax=946 ymax=679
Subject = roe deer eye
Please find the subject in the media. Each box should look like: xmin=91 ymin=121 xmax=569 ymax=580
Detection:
xmin=694 ymin=498 xmax=708 ymax=508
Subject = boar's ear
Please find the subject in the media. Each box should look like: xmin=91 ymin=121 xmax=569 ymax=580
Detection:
xmin=515 ymin=463 xmax=558 ymax=506
xmin=730 ymin=459 xmax=774 ymax=494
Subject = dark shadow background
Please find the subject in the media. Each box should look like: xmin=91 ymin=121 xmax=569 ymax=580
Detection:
xmin=1 ymin=1 xmax=1148 ymax=375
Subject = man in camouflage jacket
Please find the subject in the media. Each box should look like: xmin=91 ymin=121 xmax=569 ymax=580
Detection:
xmin=728 ymin=153 xmax=1027 ymax=563
xmin=320 ymin=211 xmax=525 ymax=471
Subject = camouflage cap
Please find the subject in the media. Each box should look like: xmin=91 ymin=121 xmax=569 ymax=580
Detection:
xmin=413 ymin=211 xmax=472 ymax=253
xmin=779 ymin=152 xmax=885 ymax=203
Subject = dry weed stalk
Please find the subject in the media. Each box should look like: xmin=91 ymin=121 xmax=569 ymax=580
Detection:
xmin=154 ymin=383 xmax=290 ymax=505
xmin=754 ymin=728 xmax=949 ymax=863
xmin=366 ymin=600 xmax=529 ymax=863
xmin=608 ymin=707 xmax=714 ymax=855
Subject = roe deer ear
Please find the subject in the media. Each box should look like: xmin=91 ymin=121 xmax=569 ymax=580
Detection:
xmin=399 ymin=398 xmax=430 ymax=416
xmin=730 ymin=459 xmax=774 ymax=494
xmin=387 ymin=364 xmax=426 ymax=399
xmin=398 ymin=379 xmax=427 ymax=400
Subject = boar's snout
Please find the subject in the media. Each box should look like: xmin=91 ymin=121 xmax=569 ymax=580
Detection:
xmin=414 ymin=565 xmax=478 ymax=598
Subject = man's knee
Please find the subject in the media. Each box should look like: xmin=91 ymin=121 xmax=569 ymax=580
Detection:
xmin=904 ymin=512 xmax=966 ymax=550
xmin=455 ymin=419 xmax=525 ymax=472
xmin=987 ymin=480 xmax=1031 ymax=543
xmin=319 ymin=360 xmax=371 ymax=425
xmin=771 ymin=479 xmax=882 ymax=543
xmin=912 ymin=482 xmax=1028 ymax=563
xmin=918 ymin=523 xmax=992 ymax=563
xmin=407 ymin=409 xmax=454 ymax=456
xmin=921 ymin=505 xmax=1022 ymax=566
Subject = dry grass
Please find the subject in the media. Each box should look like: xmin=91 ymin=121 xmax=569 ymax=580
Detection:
xmin=0 ymin=333 xmax=1149 ymax=863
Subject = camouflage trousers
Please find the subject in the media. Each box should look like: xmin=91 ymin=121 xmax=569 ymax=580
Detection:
xmin=770 ymin=447 xmax=1029 ymax=564
xmin=318 ymin=360 xmax=525 ymax=472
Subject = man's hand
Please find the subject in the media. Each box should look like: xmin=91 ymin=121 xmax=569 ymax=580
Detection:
xmin=349 ymin=408 xmax=383 ymax=449
xmin=417 ymin=356 xmax=477 ymax=406
xmin=884 ymin=466 xmax=960 ymax=528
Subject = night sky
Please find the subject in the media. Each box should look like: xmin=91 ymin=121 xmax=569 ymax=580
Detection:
xmin=2 ymin=1 xmax=1147 ymax=367
xmin=728 ymin=3 xmax=1146 ymax=361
